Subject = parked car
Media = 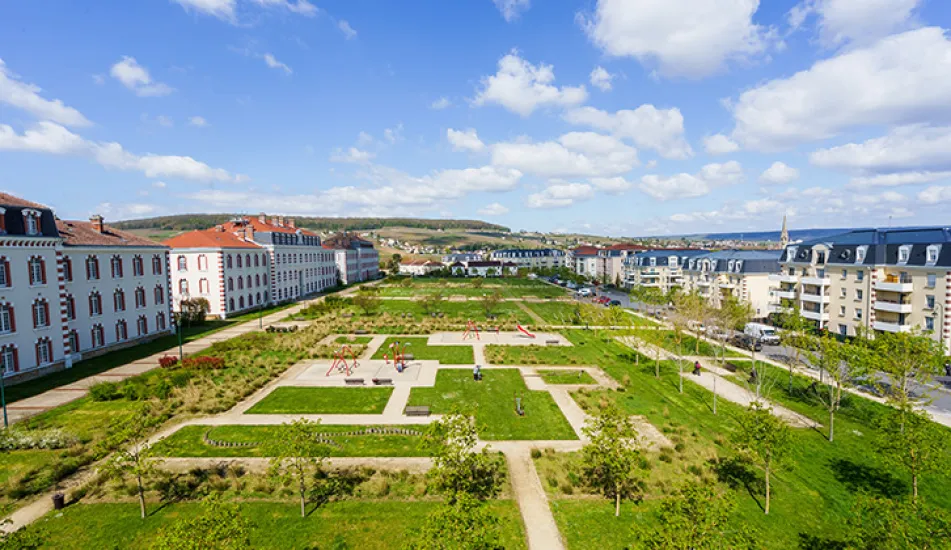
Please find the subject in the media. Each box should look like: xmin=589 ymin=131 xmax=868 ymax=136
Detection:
xmin=596 ymin=296 xmax=611 ymax=305
xmin=608 ymin=299 xmax=622 ymax=307
xmin=731 ymin=333 xmax=763 ymax=352
xmin=567 ymin=282 xmax=580 ymax=290
xmin=576 ymin=287 xmax=593 ymax=297
xmin=744 ymin=322 xmax=781 ymax=345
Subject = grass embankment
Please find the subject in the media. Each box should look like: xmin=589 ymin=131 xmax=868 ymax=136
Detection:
xmin=246 ymin=387 xmax=394 ymax=415
xmin=370 ymin=337 xmax=474 ymax=364
xmin=634 ymin=329 xmax=744 ymax=358
xmin=537 ymin=369 xmax=597 ymax=385
xmin=524 ymin=302 xmax=656 ymax=327
xmin=407 ymin=369 xmax=577 ymax=441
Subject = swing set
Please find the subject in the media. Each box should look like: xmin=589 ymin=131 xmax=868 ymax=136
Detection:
xmin=326 ymin=345 xmax=359 ymax=377
xmin=383 ymin=341 xmax=411 ymax=372
xmin=463 ymin=319 xmax=480 ymax=341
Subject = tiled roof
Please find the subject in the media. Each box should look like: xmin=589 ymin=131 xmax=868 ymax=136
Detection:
xmin=606 ymin=243 xmax=648 ymax=251
xmin=0 ymin=192 xmax=50 ymax=210
xmin=162 ymin=228 xmax=263 ymax=249
xmin=571 ymin=246 xmax=600 ymax=256
xmin=57 ymin=219 xmax=166 ymax=248
xmin=223 ymin=218 xmax=318 ymax=237
xmin=323 ymin=232 xmax=373 ymax=249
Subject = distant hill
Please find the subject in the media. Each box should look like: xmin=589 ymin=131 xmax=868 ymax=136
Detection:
xmin=112 ymin=214 xmax=510 ymax=233
xmin=644 ymin=228 xmax=854 ymax=243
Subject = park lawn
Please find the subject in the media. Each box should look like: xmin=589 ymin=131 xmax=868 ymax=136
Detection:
xmin=634 ymin=330 xmax=744 ymax=358
xmin=370 ymin=337 xmax=474 ymax=364
xmin=153 ymin=424 xmax=436 ymax=457
xmin=485 ymin=329 xmax=621 ymax=366
xmin=375 ymin=299 xmax=534 ymax=325
xmin=245 ymin=387 xmax=394 ymax=415
xmin=335 ymin=335 xmax=373 ymax=345
xmin=537 ymin=369 xmax=597 ymax=385
xmin=25 ymin=500 xmax=527 ymax=550
xmin=407 ymin=369 xmax=577 ymax=441
xmin=524 ymin=301 xmax=585 ymax=324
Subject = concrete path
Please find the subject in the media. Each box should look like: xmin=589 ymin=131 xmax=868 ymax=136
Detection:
xmin=682 ymin=368 xmax=817 ymax=428
xmin=502 ymin=448 xmax=566 ymax=550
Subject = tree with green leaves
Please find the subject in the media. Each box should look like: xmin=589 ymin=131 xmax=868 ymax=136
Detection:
xmin=670 ymin=291 xmax=706 ymax=393
xmin=151 ymin=494 xmax=251 ymax=550
xmin=265 ymin=418 xmax=330 ymax=517
xmin=732 ymin=401 xmax=792 ymax=515
xmin=842 ymin=495 xmax=951 ymax=549
xmin=479 ymin=290 xmax=503 ymax=318
xmin=419 ymin=291 xmax=445 ymax=315
xmin=404 ymin=493 xmax=505 ymax=550
xmin=876 ymin=409 xmax=947 ymax=504
xmin=712 ymin=295 xmax=753 ymax=411
xmin=581 ymin=404 xmax=642 ymax=517
xmin=352 ymin=291 xmax=382 ymax=316
xmin=103 ymin=404 xmax=158 ymax=519
xmin=805 ymin=333 xmax=866 ymax=442
xmin=866 ymin=329 xmax=944 ymax=431
xmin=633 ymin=480 xmax=758 ymax=549
xmin=776 ymin=299 xmax=811 ymax=392
xmin=426 ymin=413 xmax=503 ymax=502
xmin=0 ymin=520 xmax=44 ymax=550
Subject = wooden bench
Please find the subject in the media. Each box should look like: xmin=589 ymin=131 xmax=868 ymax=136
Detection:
xmin=404 ymin=406 xmax=430 ymax=417
xmin=354 ymin=329 xmax=369 ymax=335
xmin=545 ymin=339 xmax=560 ymax=345
xmin=372 ymin=378 xmax=393 ymax=386
xmin=723 ymin=363 xmax=739 ymax=373
xmin=345 ymin=378 xmax=365 ymax=386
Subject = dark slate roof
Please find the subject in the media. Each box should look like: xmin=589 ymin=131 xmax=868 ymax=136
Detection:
xmin=684 ymin=250 xmax=781 ymax=274
xmin=783 ymin=226 xmax=951 ymax=267
xmin=0 ymin=193 xmax=59 ymax=238
xmin=491 ymin=248 xmax=565 ymax=257
xmin=626 ymin=249 xmax=708 ymax=267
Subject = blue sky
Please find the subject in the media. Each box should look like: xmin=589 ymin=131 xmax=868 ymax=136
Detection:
xmin=2 ymin=0 xmax=951 ymax=236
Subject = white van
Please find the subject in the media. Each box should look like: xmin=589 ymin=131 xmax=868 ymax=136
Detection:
xmin=577 ymin=287 xmax=594 ymax=297
xmin=744 ymin=322 xmax=780 ymax=345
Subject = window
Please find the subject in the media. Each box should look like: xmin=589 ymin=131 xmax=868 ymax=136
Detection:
xmin=926 ymin=317 xmax=935 ymax=331
xmin=111 ymin=256 xmax=123 ymax=278
xmin=28 ymin=257 xmax=46 ymax=285
xmin=199 ymin=278 xmax=209 ymax=294
xmin=177 ymin=256 xmax=187 ymax=271
xmin=114 ymin=289 xmax=126 ymax=312
xmin=239 ymin=296 xmax=245 ymax=309
xmin=86 ymin=256 xmax=100 ymax=280
xmin=35 ymin=338 xmax=53 ymax=365
xmin=116 ymin=320 xmax=128 ymax=341
xmin=255 ymin=274 xmax=260 ymax=287
xmin=927 ymin=244 xmax=941 ymax=265
xmin=254 ymin=255 xmax=259 ymax=267
xmin=65 ymin=295 xmax=76 ymax=320
xmin=179 ymin=280 xmax=188 ymax=294
xmin=898 ymin=245 xmax=911 ymax=264
xmin=135 ymin=287 xmax=146 ymax=308
xmin=32 ymin=300 xmax=50 ymax=328
xmin=228 ymin=298 xmax=234 ymax=311
xmin=156 ymin=312 xmax=166 ymax=331
xmin=841 ymin=269 xmax=848 ymax=279
xmin=0 ymin=345 xmax=16 ymax=374
xmin=0 ymin=305 xmax=15 ymax=333
xmin=89 ymin=292 xmax=102 ymax=316
xmin=246 ymin=275 xmax=252 ymax=288
xmin=927 ymin=273 xmax=937 ymax=288
xmin=856 ymin=270 xmax=864 ymax=282
xmin=24 ymin=212 xmax=39 ymax=235
xmin=91 ymin=325 xmax=105 ymax=348
xmin=245 ymin=254 xmax=251 ymax=267
xmin=0 ymin=258 xmax=9 ymax=288
xmin=154 ymin=285 xmax=164 ymax=304
xmin=227 ymin=277 xmax=233 ymax=291
xmin=855 ymin=289 xmax=863 ymax=301
xmin=237 ymin=277 xmax=244 ymax=290
xmin=839 ymin=288 xmax=847 ymax=299
xmin=68 ymin=331 xmax=79 ymax=353
xmin=62 ymin=256 xmax=72 ymax=282
xmin=927 ymin=295 xmax=936 ymax=309
xmin=133 ymin=255 xmax=144 ymax=276
xmin=237 ymin=255 xmax=243 ymax=269
xmin=226 ymin=255 xmax=233 ymax=269
xmin=839 ymin=305 xmax=846 ymax=317
xmin=856 ymin=246 xmax=868 ymax=264
xmin=197 ymin=254 xmax=208 ymax=271
xmin=855 ymin=308 xmax=863 ymax=321
xmin=137 ymin=316 xmax=147 ymax=336
xmin=152 ymin=254 xmax=163 ymax=275
xmin=839 ymin=324 xmax=847 ymax=336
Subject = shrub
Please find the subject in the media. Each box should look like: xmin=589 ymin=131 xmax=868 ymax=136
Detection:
xmin=158 ymin=355 xmax=180 ymax=369
xmin=530 ymin=448 xmax=542 ymax=459
xmin=0 ymin=428 xmax=79 ymax=451
xmin=182 ymin=356 xmax=226 ymax=370
xmin=89 ymin=381 xmax=122 ymax=401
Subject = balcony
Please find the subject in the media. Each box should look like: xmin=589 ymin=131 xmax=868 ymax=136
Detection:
xmin=718 ymin=281 xmax=736 ymax=289
xmin=873 ymin=320 xmax=912 ymax=333
xmin=875 ymin=276 xmax=914 ymax=293
xmin=802 ymin=276 xmax=831 ymax=286
xmin=873 ymin=300 xmax=913 ymax=314
xmin=770 ymin=273 xmax=799 ymax=284
xmin=769 ymin=303 xmax=791 ymax=314
xmin=801 ymin=293 xmax=831 ymax=304
xmin=802 ymin=309 xmax=830 ymax=322
xmin=775 ymin=289 xmax=797 ymax=300
xmin=696 ymin=280 xmax=711 ymax=287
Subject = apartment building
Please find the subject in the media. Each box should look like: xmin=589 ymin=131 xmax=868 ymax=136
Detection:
xmin=568 ymin=246 xmax=600 ymax=280
xmin=399 ymin=260 xmax=444 ymax=276
xmin=775 ymin=227 xmax=951 ymax=351
xmin=0 ymin=193 xmax=172 ymax=383
xmin=488 ymin=249 xmax=566 ymax=271
xmin=681 ymin=250 xmax=781 ymax=318
xmin=597 ymin=244 xmax=648 ymax=285
xmin=448 ymin=260 xmax=518 ymax=277
xmin=443 ymin=252 xmax=483 ymax=264
xmin=323 ymin=233 xmax=380 ymax=285
xmin=624 ymin=249 xmax=708 ymax=293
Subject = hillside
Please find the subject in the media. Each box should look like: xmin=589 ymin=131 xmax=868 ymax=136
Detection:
xmin=113 ymin=214 xmax=509 ymax=233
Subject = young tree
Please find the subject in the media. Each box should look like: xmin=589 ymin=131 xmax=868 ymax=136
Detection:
xmin=103 ymin=404 xmax=158 ymax=520
xmin=866 ymin=330 xmax=944 ymax=431
xmin=876 ymin=409 xmax=946 ymax=503
xmin=732 ymin=402 xmax=792 ymax=515
xmin=674 ymin=290 xmax=708 ymax=356
xmin=151 ymin=494 xmax=251 ymax=550
xmin=404 ymin=493 xmax=505 ymax=550
xmin=581 ymin=404 xmax=641 ymax=517
xmin=670 ymin=291 xmax=705 ymax=393
xmin=805 ymin=333 xmax=865 ymax=442
xmin=419 ymin=291 xmax=445 ymax=315
xmin=711 ymin=296 xmax=753 ymax=412
xmin=479 ymin=290 xmax=503 ymax=318
xmin=426 ymin=413 xmax=503 ymax=502
xmin=633 ymin=480 xmax=758 ymax=549
xmin=352 ymin=291 xmax=382 ymax=315
xmin=843 ymin=495 xmax=951 ymax=549
xmin=265 ymin=419 xmax=330 ymax=517
xmin=776 ymin=300 xmax=810 ymax=392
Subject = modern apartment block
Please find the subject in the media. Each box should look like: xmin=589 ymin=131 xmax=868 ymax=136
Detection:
xmin=680 ymin=250 xmax=782 ymax=318
xmin=568 ymin=246 xmax=600 ymax=279
xmin=0 ymin=193 xmax=172 ymax=383
xmin=623 ymin=249 xmax=709 ymax=293
xmin=488 ymin=248 xmax=566 ymax=270
xmin=775 ymin=227 xmax=951 ymax=351
xmin=448 ymin=260 xmax=518 ymax=277
xmin=596 ymin=244 xmax=647 ymax=285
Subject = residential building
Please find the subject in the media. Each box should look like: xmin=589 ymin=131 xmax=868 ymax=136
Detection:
xmin=775 ymin=227 xmax=951 ymax=351
xmin=448 ymin=261 xmax=518 ymax=277
xmin=568 ymin=246 xmax=600 ymax=280
xmin=681 ymin=250 xmax=781 ymax=318
xmin=323 ymin=233 xmax=380 ymax=285
xmin=0 ymin=193 xmax=172 ymax=384
xmin=597 ymin=244 xmax=648 ymax=285
xmin=443 ymin=252 xmax=483 ymax=264
xmin=399 ymin=260 xmax=445 ymax=276
xmin=488 ymin=249 xmax=566 ymax=270
xmin=624 ymin=249 xmax=708 ymax=293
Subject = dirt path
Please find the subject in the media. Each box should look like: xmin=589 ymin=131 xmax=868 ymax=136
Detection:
xmin=503 ymin=448 xmax=566 ymax=550
xmin=514 ymin=301 xmax=545 ymax=325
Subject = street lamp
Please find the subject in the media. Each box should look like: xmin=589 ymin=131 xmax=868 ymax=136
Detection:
xmin=1 ymin=370 xmax=7 ymax=428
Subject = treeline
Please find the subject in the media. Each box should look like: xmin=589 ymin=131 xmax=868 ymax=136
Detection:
xmin=113 ymin=214 xmax=510 ymax=233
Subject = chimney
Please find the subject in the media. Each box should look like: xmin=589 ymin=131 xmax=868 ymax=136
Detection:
xmin=277 ymin=215 xmax=285 ymax=227
xmin=258 ymin=212 xmax=266 ymax=224
xmin=214 ymin=224 xmax=224 ymax=232
xmin=90 ymin=214 xmax=104 ymax=234
xmin=245 ymin=225 xmax=255 ymax=241
xmin=287 ymin=218 xmax=295 ymax=229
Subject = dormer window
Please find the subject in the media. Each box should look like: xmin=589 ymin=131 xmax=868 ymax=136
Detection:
xmin=898 ymin=245 xmax=911 ymax=265
xmin=23 ymin=209 xmax=40 ymax=236
xmin=856 ymin=246 xmax=867 ymax=264
xmin=735 ymin=261 xmax=743 ymax=272
xmin=728 ymin=260 xmax=735 ymax=272
xmin=649 ymin=258 xmax=657 ymax=267
xmin=926 ymin=244 xmax=941 ymax=265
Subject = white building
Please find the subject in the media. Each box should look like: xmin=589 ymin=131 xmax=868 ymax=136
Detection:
xmin=323 ymin=233 xmax=380 ymax=285
xmin=448 ymin=260 xmax=518 ymax=277
xmin=568 ymin=246 xmax=600 ymax=280
xmin=680 ymin=250 xmax=781 ymax=319
xmin=399 ymin=260 xmax=444 ymax=276
xmin=488 ymin=249 xmax=566 ymax=270
xmin=624 ymin=249 xmax=709 ymax=293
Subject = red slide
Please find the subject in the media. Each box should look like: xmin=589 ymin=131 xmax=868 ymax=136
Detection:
xmin=516 ymin=324 xmax=536 ymax=339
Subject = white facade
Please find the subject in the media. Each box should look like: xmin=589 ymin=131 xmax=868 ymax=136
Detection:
xmin=334 ymin=249 xmax=358 ymax=285
xmin=488 ymin=249 xmax=566 ymax=270
xmin=399 ymin=261 xmax=444 ymax=276
xmin=169 ymin=247 xmax=273 ymax=318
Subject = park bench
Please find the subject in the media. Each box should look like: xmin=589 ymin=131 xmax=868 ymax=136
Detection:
xmin=404 ymin=406 xmax=430 ymax=417
xmin=402 ymin=353 xmax=415 ymax=361
xmin=723 ymin=362 xmax=739 ymax=373
xmin=372 ymin=378 xmax=393 ymax=386
xmin=354 ymin=329 xmax=369 ymax=335
xmin=545 ymin=339 xmax=559 ymax=345
xmin=345 ymin=378 xmax=365 ymax=386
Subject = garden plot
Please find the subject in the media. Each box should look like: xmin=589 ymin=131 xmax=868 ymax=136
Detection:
xmin=428 ymin=331 xmax=570 ymax=346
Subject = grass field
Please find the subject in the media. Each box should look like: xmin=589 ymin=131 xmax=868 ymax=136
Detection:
xmin=377 ymin=284 xmax=566 ymax=299
xmin=335 ymin=335 xmax=374 ymax=345
xmin=153 ymin=424 xmax=435 ymax=457
xmin=370 ymin=337 xmax=474 ymax=364
xmin=245 ymin=387 xmax=394 ymax=415
xmin=375 ymin=299 xmax=534 ymax=325
xmin=537 ymin=369 xmax=597 ymax=385
xmin=634 ymin=330 xmax=744 ymax=358
xmin=523 ymin=302 xmax=657 ymax=326
xmin=26 ymin=500 xmax=527 ymax=549
xmin=407 ymin=369 xmax=577 ymax=440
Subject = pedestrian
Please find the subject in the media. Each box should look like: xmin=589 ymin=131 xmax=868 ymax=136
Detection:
xmin=693 ymin=361 xmax=701 ymax=376
xmin=945 ymin=362 xmax=951 ymax=377
xmin=473 ymin=364 xmax=482 ymax=381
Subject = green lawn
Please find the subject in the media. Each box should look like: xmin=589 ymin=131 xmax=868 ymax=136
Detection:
xmin=537 ymin=369 xmax=597 ymax=385
xmin=634 ymin=330 xmax=744 ymax=358
xmin=153 ymin=424 xmax=436 ymax=457
xmin=376 ymin=300 xmax=534 ymax=325
xmin=245 ymin=387 xmax=394 ymax=414
xmin=377 ymin=283 xmax=565 ymax=299
xmin=25 ymin=500 xmax=527 ymax=549
xmin=370 ymin=337 xmax=474 ymax=364
xmin=407 ymin=369 xmax=577 ymax=440
xmin=335 ymin=335 xmax=373 ymax=345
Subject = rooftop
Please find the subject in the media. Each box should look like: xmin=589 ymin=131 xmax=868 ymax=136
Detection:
xmin=56 ymin=219 xmax=165 ymax=248
xmin=162 ymin=227 xmax=263 ymax=249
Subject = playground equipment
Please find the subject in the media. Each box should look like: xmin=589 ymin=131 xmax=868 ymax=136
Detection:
xmin=514 ymin=392 xmax=525 ymax=416
xmin=516 ymin=324 xmax=536 ymax=339
xmin=384 ymin=341 xmax=411 ymax=372
xmin=463 ymin=319 xmax=481 ymax=341
xmin=326 ymin=345 xmax=359 ymax=377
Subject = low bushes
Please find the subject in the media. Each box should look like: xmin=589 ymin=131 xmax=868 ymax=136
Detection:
xmin=0 ymin=428 xmax=79 ymax=451
xmin=158 ymin=355 xmax=179 ymax=368
xmin=182 ymin=356 xmax=226 ymax=370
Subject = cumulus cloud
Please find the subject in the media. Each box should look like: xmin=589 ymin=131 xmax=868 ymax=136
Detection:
xmin=847 ymin=171 xmax=951 ymax=189
xmin=703 ymin=134 xmax=739 ymax=155
xmin=579 ymin=0 xmax=778 ymax=78
xmin=589 ymin=66 xmax=615 ymax=91
xmin=172 ymin=0 xmax=237 ymax=21
xmin=731 ymin=28 xmax=951 ymax=150
xmin=759 ymin=161 xmax=799 ymax=184
xmin=188 ymin=116 xmax=208 ymax=127
xmin=330 ymin=147 xmax=375 ymax=164
xmin=431 ymin=97 xmax=451 ymax=110
xmin=810 ymin=125 xmax=951 ymax=174
xmin=250 ymin=0 xmax=317 ymax=16
xmin=447 ymin=128 xmax=485 ymax=153
xmin=788 ymin=0 xmax=921 ymax=47
xmin=491 ymin=132 xmax=638 ymax=178
xmin=589 ymin=177 xmax=633 ymax=194
xmin=110 ymin=56 xmax=174 ymax=97
xmin=478 ymin=202 xmax=510 ymax=216
xmin=493 ymin=0 xmax=530 ymax=22
xmin=564 ymin=105 xmax=692 ymax=159
xmin=639 ymin=161 xmax=744 ymax=201
xmin=526 ymin=181 xmax=594 ymax=209
xmin=473 ymin=50 xmax=587 ymax=117
xmin=0 ymin=59 xmax=91 ymax=127
xmin=919 ymin=185 xmax=951 ymax=205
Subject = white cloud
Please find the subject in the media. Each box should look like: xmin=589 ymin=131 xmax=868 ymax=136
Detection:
xmin=759 ymin=161 xmax=799 ymax=184
xmin=92 ymin=74 xmax=105 ymax=85
xmin=95 ymin=202 xmax=158 ymax=219
xmin=330 ymin=147 xmax=375 ymax=164
xmin=703 ymin=134 xmax=739 ymax=155
xmin=155 ymin=115 xmax=173 ymax=128
xmin=383 ymin=124 xmax=403 ymax=144
xmin=188 ymin=116 xmax=208 ymax=127
xmin=473 ymin=49 xmax=587 ymax=117
xmin=493 ymin=0 xmax=530 ymax=22
xmin=788 ymin=0 xmax=921 ymax=47
xmin=639 ymin=161 xmax=743 ymax=201
xmin=172 ymin=0 xmax=237 ymax=21
xmin=110 ymin=56 xmax=174 ymax=97
xmin=668 ymin=197 xmax=784 ymax=224
xmin=447 ymin=128 xmax=485 ymax=153
xmin=356 ymin=132 xmax=374 ymax=146
xmin=0 ymin=59 xmax=91 ymax=127
xmin=579 ymin=0 xmax=777 ymax=79
xmin=262 ymin=53 xmax=292 ymax=74
xmin=431 ymin=97 xmax=452 ymax=110
xmin=919 ymin=186 xmax=951 ymax=205
xmin=589 ymin=66 xmax=615 ymax=92
xmin=810 ymin=125 xmax=951 ymax=174
xmin=338 ymin=20 xmax=357 ymax=40
xmin=478 ymin=202 xmax=510 ymax=216
xmin=731 ymin=28 xmax=951 ymax=150
xmin=526 ymin=182 xmax=594 ymax=209
xmin=847 ymin=171 xmax=951 ymax=189
xmin=152 ymin=181 xmax=167 ymax=189
xmin=0 ymin=121 xmax=88 ymax=154
xmin=491 ymin=132 xmax=638 ymax=178
xmin=250 ymin=0 xmax=317 ymax=16
xmin=564 ymin=105 xmax=693 ymax=159
xmin=589 ymin=177 xmax=633 ymax=194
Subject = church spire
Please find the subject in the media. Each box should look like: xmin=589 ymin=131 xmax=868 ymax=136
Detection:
xmin=780 ymin=214 xmax=789 ymax=248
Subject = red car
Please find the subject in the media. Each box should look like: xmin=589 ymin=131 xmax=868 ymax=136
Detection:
xmin=596 ymin=296 xmax=611 ymax=305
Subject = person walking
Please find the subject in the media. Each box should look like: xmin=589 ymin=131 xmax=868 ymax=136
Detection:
xmin=693 ymin=361 xmax=702 ymax=376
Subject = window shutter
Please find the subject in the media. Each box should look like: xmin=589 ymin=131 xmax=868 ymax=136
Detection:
xmin=3 ymin=261 xmax=9 ymax=287
xmin=43 ymin=302 xmax=49 ymax=325
xmin=32 ymin=303 xmax=38 ymax=328
xmin=41 ymin=259 xmax=47 ymax=284
xmin=12 ymin=347 xmax=18 ymax=371
xmin=86 ymin=260 xmax=91 ymax=280
xmin=9 ymin=307 xmax=15 ymax=332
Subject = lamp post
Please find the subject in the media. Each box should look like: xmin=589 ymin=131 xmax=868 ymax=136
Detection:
xmin=1 ymin=371 xmax=7 ymax=428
